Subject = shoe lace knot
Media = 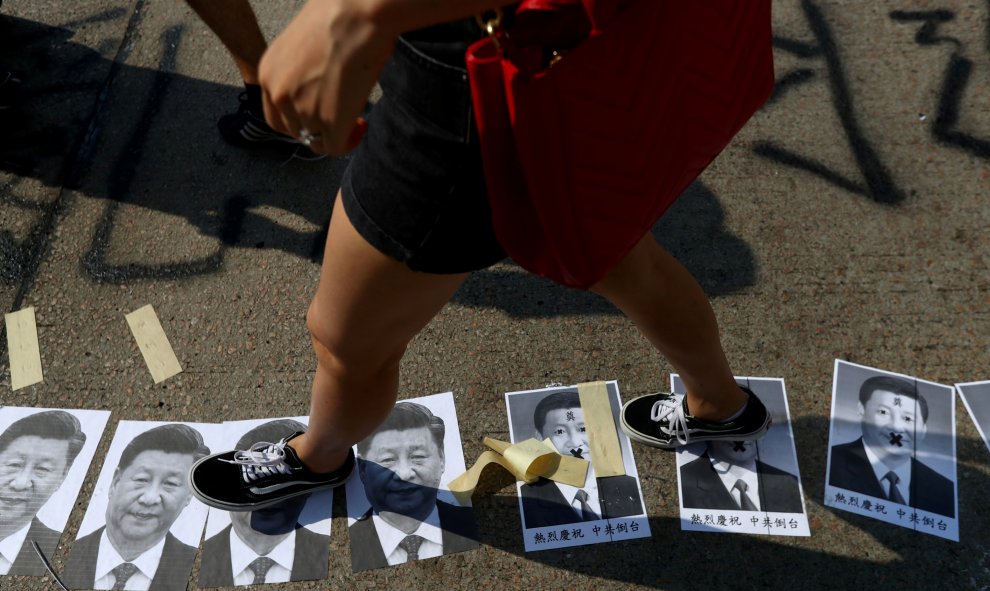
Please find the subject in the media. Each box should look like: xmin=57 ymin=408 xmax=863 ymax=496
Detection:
xmin=222 ymin=438 xmax=293 ymax=483
xmin=650 ymin=394 xmax=690 ymax=446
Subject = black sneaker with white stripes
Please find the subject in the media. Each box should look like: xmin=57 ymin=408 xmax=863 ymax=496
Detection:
xmin=216 ymin=91 xmax=325 ymax=161
xmin=189 ymin=432 xmax=354 ymax=511
xmin=620 ymin=387 xmax=771 ymax=450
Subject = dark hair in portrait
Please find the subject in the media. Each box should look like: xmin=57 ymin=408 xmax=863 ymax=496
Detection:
xmin=533 ymin=390 xmax=581 ymax=434
xmin=117 ymin=423 xmax=210 ymax=472
xmin=356 ymin=402 xmax=445 ymax=457
xmin=236 ymin=419 xmax=306 ymax=449
xmin=858 ymin=375 xmax=929 ymax=422
xmin=0 ymin=410 xmax=87 ymax=467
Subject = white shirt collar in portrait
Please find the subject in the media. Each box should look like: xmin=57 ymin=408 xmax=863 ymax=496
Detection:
xmin=93 ymin=528 xmax=167 ymax=590
xmin=229 ymin=526 xmax=295 ymax=585
xmin=554 ymin=464 xmax=601 ymax=520
xmin=862 ymin=441 xmax=912 ymax=503
xmin=372 ymin=505 xmax=443 ymax=565
xmin=710 ymin=455 xmax=761 ymax=511
xmin=0 ymin=520 xmax=32 ymax=575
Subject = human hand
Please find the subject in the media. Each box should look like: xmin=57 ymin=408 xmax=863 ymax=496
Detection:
xmin=259 ymin=0 xmax=397 ymax=154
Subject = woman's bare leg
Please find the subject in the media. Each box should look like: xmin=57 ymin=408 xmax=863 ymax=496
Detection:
xmin=288 ymin=192 xmax=468 ymax=472
xmin=184 ymin=0 xmax=267 ymax=84
xmin=590 ymin=233 xmax=746 ymax=422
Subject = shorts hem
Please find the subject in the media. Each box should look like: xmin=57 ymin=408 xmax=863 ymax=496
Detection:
xmin=340 ymin=174 xmax=413 ymax=265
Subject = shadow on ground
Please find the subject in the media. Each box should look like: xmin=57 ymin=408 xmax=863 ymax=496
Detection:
xmin=451 ymin=415 xmax=986 ymax=589
xmin=1 ymin=12 xmax=757 ymax=319
xmin=448 ymin=169 xmax=759 ymax=319
xmin=0 ymin=12 xmax=341 ymax=291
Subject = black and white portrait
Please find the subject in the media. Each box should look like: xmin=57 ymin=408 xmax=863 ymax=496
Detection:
xmin=62 ymin=421 xmax=221 ymax=590
xmin=672 ymin=376 xmax=810 ymax=536
xmin=345 ymin=392 xmax=478 ymax=572
xmin=826 ymin=361 xmax=957 ymax=540
xmin=957 ymin=380 xmax=990 ymax=457
xmin=0 ymin=407 xmax=109 ymax=576
xmin=198 ymin=417 xmax=332 ymax=587
xmin=506 ymin=382 xmax=650 ymax=552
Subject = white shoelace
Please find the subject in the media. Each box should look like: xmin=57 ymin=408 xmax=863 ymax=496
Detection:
xmin=650 ymin=393 xmax=691 ymax=445
xmin=221 ymin=439 xmax=293 ymax=484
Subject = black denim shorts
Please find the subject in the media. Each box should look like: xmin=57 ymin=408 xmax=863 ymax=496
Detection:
xmin=340 ymin=23 xmax=507 ymax=274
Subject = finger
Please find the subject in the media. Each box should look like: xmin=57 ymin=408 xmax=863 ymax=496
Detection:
xmin=297 ymin=125 xmax=330 ymax=155
xmin=261 ymin=86 xmax=303 ymax=139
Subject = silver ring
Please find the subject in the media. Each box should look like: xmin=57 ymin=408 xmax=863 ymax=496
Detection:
xmin=298 ymin=129 xmax=321 ymax=147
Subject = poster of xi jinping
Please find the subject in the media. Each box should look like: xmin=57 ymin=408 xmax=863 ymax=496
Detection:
xmin=825 ymin=360 xmax=958 ymax=541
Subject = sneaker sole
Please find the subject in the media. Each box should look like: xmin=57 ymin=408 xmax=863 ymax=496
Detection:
xmin=619 ymin=399 xmax=772 ymax=450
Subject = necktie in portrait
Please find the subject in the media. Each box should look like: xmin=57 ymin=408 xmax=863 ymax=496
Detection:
xmin=884 ymin=472 xmax=906 ymax=505
xmin=399 ymin=534 xmax=425 ymax=562
xmin=733 ymin=479 xmax=759 ymax=511
xmin=573 ymin=489 xmax=598 ymax=520
xmin=110 ymin=562 xmax=139 ymax=591
xmin=248 ymin=556 xmax=277 ymax=585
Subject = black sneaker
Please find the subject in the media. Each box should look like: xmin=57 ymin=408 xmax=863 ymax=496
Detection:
xmin=0 ymin=71 xmax=21 ymax=112
xmin=620 ymin=387 xmax=771 ymax=450
xmin=216 ymin=92 xmax=325 ymax=161
xmin=189 ymin=432 xmax=354 ymax=511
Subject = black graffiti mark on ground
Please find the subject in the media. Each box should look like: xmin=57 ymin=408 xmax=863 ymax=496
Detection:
xmin=0 ymin=6 xmax=144 ymax=360
xmin=752 ymin=143 xmax=867 ymax=195
xmin=890 ymin=9 xmax=990 ymax=160
xmin=772 ymin=36 xmax=823 ymax=59
xmin=83 ymin=195 xmax=248 ymax=283
xmin=889 ymin=10 xmax=961 ymax=47
xmin=0 ymin=179 xmax=50 ymax=285
xmin=756 ymin=0 xmax=905 ymax=204
xmin=81 ymin=26 xmax=245 ymax=283
xmin=766 ymin=37 xmax=821 ymax=105
xmin=60 ymin=7 xmax=128 ymax=30
xmin=1 ymin=10 xmax=341 ymax=298
xmin=933 ymin=55 xmax=990 ymax=159
xmin=0 ymin=4 xmax=144 ymax=311
xmin=0 ymin=179 xmax=47 ymax=213
xmin=0 ymin=230 xmax=29 ymax=284
xmin=766 ymin=68 xmax=815 ymax=106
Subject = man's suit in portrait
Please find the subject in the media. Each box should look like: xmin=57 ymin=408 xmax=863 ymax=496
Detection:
xmin=6 ymin=517 xmax=62 ymax=576
xmin=197 ymin=524 xmax=330 ymax=586
xmin=61 ymin=526 xmax=197 ymax=591
xmin=520 ymin=475 xmax=642 ymax=529
xmin=679 ymin=454 xmax=804 ymax=513
xmin=348 ymin=500 xmax=478 ymax=571
xmin=829 ymin=437 xmax=954 ymax=517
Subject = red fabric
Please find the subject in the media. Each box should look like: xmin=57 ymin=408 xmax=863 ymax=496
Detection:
xmin=468 ymin=0 xmax=775 ymax=287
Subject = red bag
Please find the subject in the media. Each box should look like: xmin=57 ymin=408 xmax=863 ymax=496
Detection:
xmin=466 ymin=0 xmax=774 ymax=288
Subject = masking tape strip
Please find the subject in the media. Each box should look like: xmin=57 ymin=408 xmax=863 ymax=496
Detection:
xmin=126 ymin=305 xmax=182 ymax=384
xmin=5 ymin=307 xmax=43 ymax=390
xmin=578 ymin=381 xmax=625 ymax=477
xmin=448 ymin=450 xmax=523 ymax=504
xmin=541 ymin=438 xmax=590 ymax=487
xmin=448 ymin=437 xmax=589 ymax=501
xmin=503 ymin=438 xmax=560 ymax=480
